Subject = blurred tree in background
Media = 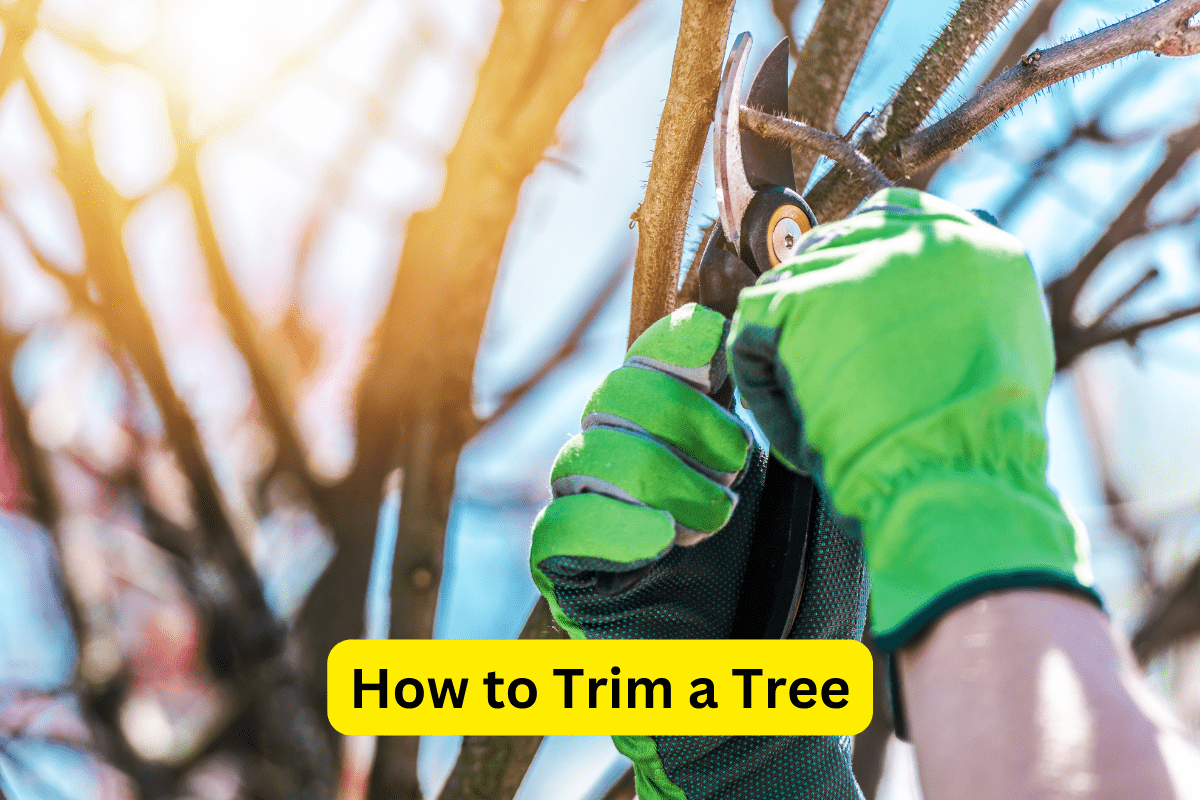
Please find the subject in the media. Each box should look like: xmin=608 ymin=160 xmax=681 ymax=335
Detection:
xmin=3 ymin=1 xmax=1200 ymax=800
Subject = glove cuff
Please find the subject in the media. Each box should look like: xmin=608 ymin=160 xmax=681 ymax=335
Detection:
xmin=866 ymin=471 xmax=1101 ymax=652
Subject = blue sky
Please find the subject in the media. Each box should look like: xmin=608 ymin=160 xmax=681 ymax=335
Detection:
xmin=6 ymin=0 xmax=1200 ymax=797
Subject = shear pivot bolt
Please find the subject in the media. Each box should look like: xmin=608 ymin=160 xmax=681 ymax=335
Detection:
xmin=772 ymin=217 xmax=804 ymax=262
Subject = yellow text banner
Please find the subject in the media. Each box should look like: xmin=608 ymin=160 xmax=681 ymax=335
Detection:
xmin=328 ymin=639 xmax=872 ymax=735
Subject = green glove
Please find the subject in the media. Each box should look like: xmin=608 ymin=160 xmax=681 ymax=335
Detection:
xmin=728 ymin=187 xmax=1099 ymax=652
xmin=530 ymin=303 xmax=869 ymax=800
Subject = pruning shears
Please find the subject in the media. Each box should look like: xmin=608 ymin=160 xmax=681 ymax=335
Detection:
xmin=697 ymin=33 xmax=819 ymax=317
xmin=704 ymin=33 xmax=820 ymax=641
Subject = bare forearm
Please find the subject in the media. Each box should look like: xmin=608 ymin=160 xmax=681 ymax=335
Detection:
xmin=898 ymin=589 xmax=1200 ymax=799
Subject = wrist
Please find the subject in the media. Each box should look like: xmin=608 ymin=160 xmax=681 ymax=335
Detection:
xmin=863 ymin=469 xmax=1099 ymax=650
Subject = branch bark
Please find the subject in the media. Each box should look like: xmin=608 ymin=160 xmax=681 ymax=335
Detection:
xmin=23 ymin=68 xmax=335 ymax=800
xmin=628 ymin=0 xmax=736 ymax=343
xmin=1047 ymin=117 xmax=1200 ymax=369
xmin=739 ymin=105 xmax=893 ymax=192
xmin=904 ymin=0 xmax=1069 ymax=191
xmin=898 ymin=0 xmax=1200 ymax=175
xmin=171 ymin=130 xmax=328 ymax=518
xmin=282 ymin=3 xmax=638 ymax=796
xmin=1133 ymin=555 xmax=1200 ymax=663
xmin=788 ymin=0 xmax=891 ymax=189
xmin=805 ymin=0 xmax=1023 ymax=221
xmin=434 ymin=601 xmax=562 ymax=800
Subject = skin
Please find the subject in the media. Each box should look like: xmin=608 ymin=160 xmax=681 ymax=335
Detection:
xmin=898 ymin=588 xmax=1200 ymax=799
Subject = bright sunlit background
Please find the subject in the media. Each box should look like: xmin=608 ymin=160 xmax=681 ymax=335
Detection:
xmin=4 ymin=0 xmax=1200 ymax=798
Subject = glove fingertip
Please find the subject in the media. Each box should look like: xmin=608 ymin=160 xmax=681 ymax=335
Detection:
xmin=530 ymin=494 xmax=676 ymax=574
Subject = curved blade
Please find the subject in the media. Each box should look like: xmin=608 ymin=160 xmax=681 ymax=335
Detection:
xmin=714 ymin=32 xmax=755 ymax=249
xmin=742 ymin=39 xmax=795 ymax=191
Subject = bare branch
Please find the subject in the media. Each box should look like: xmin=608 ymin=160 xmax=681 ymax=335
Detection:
xmin=904 ymin=0 xmax=1069 ymax=191
xmin=740 ymin=105 xmax=893 ymax=192
xmin=0 ymin=329 xmax=58 ymax=527
xmin=898 ymin=0 xmax=1200 ymax=174
xmin=479 ymin=252 xmax=633 ymax=433
xmin=788 ymin=0 xmax=891 ymax=189
xmin=1075 ymin=302 xmax=1200 ymax=355
xmin=806 ymin=0 xmax=1024 ymax=221
xmin=1143 ymin=203 xmax=1200 ymax=234
xmin=434 ymin=599 xmax=563 ymax=800
xmin=596 ymin=768 xmax=636 ymax=800
xmin=1046 ymin=117 xmax=1200 ymax=366
xmin=983 ymin=0 xmax=1068 ymax=86
xmin=22 ymin=67 xmax=335 ymax=798
xmin=169 ymin=122 xmax=329 ymax=518
xmin=0 ymin=208 xmax=99 ymax=320
xmin=769 ymin=0 xmax=805 ymax=60
xmin=675 ymin=217 xmax=716 ymax=308
xmin=1133 ymin=554 xmax=1200 ymax=663
xmin=628 ymin=0 xmax=735 ymax=343
xmin=1091 ymin=266 xmax=1159 ymax=327
xmin=0 ymin=0 xmax=40 ymax=95
xmin=336 ymin=3 xmax=637 ymax=795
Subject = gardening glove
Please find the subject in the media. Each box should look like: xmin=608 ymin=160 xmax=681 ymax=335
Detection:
xmin=530 ymin=303 xmax=868 ymax=800
xmin=728 ymin=187 xmax=1099 ymax=654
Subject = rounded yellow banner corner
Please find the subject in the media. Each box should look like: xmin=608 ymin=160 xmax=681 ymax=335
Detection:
xmin=328 ymin=639 xmax=873 ymax=737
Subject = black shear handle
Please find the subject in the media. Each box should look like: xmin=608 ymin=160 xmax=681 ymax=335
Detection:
xmin=693 ymin=222 xmax=815 ymax=640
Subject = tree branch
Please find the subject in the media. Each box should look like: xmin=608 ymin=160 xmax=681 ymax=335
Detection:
xmin=338 ymin=3 xmax=637 ymax=796
xmin=434 ymin=598 xmax=563 ymax=800
xmin=990 ymin=82 xmax=1157 ymax=225
xmin=740 ymin=105 xmax=893 ymax=192
xmin=628 ymin=0 xmax=735 ymax=343
xmin=768 ymin=0 xmax=805 ymax=61
xmin=23 ymin=67 xmax=334 ymax=799
xmin=898 ymin=0 xmax=1200 ymax=174
xmin=0 ymin=0 xmax=40 ymax=96
xmin=904 ymin=0 xmax=1069 ymax=191
xmin=0 ymin=329 xmax=58 ymax=527
xmin=805 ymin=0 xmax=1023 ymax=221
xmin=1070 ymin=302 xmax=1200 ymax=358
xmin=1091 ymin=266 xmax=1159 ymax=328
xmin=1133 ymin=553 xmax=1200 ymax=663
xmin=788 ymin=0 xmax=891 ymax=189
xmin=1046 ymin=117 xmax=1200 ymax=369
xmin=0 ymin=202 xmax=99 ymax=318
xmin=169 ymin=124 xmax=328 ymax=518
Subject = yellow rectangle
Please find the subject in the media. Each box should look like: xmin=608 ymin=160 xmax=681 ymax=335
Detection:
xmin=328 ymin=639 xmax=872 ymax=735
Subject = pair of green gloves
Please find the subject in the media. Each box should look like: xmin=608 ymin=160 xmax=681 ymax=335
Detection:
xmin=530 ymin=189 xmax=1099 ymax=799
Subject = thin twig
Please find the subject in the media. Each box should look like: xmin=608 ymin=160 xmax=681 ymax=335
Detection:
xmin=898 ymin=0 xmax=1200 ymax=174
xmin=788 ymin=0 xmax=891 ymax=189
xmin=0 ymin=0 xmax=40 ymax=96
xmin=768 ymin=0 xmax=805 ymax=61
xmin=1090 ymin=266 xmax=1159 ymax=327
xmin=675 ymin=217 xmax=716 ymax=308
xmin=169 ymin=124 xmax=328 ymax=518
xmin=1046 ymin=117 xmax=1200 ymax=363
xmin=806 ymin=0 xmax=1023 ymax=220
xmin=740 ymin=105 xmax=893 ymax=192
xmin=1078 ymin=302 xmax=1200 ymax=353
xmin=904 ymin=0 xmax=1070 ymax=191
